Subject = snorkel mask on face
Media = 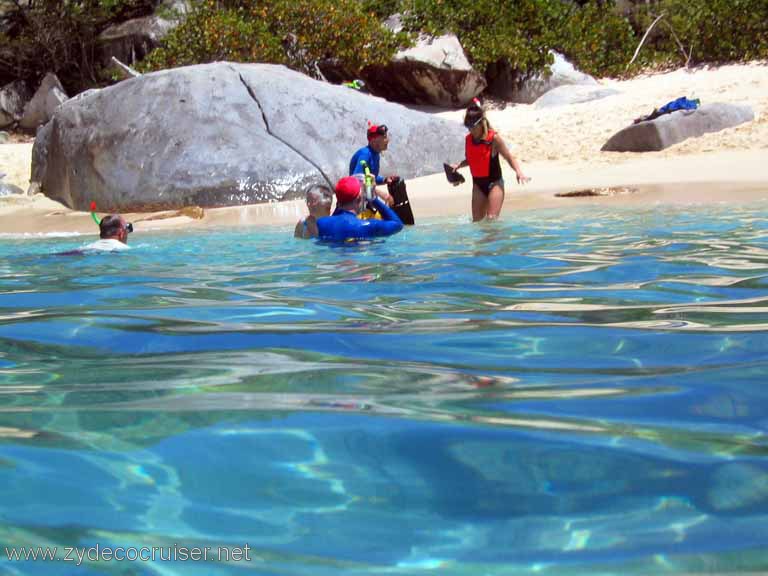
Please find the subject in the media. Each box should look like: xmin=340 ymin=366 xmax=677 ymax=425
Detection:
xmin=90 ymin=202 xmax=133 ymax=233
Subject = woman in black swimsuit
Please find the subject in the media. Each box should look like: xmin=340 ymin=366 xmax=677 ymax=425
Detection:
xmin=451 ymin=99 xmax=530 ymax=222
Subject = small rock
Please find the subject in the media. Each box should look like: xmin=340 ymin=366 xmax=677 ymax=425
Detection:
xmin=0 ymin=182 xmax=25 ymax=197
xmin=179 ymin=205 xmax=205 ymax=219
xmin=556 ymin=186 xmax=637 ymax=198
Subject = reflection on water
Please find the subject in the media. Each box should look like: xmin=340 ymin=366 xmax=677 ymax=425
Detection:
xmin=1 ymin=204 xmax=768 ymax=574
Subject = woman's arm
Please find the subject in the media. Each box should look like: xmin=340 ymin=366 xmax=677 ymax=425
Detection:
xmin=494 ymin=134 xmax=530 ymax=184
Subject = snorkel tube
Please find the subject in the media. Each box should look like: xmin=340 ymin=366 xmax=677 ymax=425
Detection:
xmin=90 ymin=201 xmax=101 ymax=226
xmin=359 ymin=161 xmax=375 ymax=201
xmin=357 ymin=160 xmax=381 ymax=220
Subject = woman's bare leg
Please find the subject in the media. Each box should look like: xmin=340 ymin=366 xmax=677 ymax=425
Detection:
xmin=472 ymin=186 xmax=487 ymax=222
xmin=485 ymin=184 xmax=505 ymax=220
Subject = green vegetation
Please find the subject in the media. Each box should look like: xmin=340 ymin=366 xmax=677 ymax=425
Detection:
xmin=140 ymin=0 xmax=408 ymax=78
xmin=632 ymin=0 xmax=768 ymax=66
xmin=1 ymin=0 xmax=767 ymax=97
xmin=0 ymin=0 xmax=155 ymax=93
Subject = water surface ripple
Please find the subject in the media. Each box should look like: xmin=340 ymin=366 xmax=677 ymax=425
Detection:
xmin=1 ymin=205 xmax=768 ymax=574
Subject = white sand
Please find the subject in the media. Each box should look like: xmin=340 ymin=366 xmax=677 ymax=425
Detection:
xmin=1 ymin=61 xmax=767 ymax=235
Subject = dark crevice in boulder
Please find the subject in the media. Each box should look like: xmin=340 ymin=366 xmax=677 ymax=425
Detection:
xmin=235 ymin=69 xmax=333 ymax=190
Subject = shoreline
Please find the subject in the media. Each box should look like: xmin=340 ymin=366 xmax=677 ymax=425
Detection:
xmin=1 ymin=60 xmax=767 ymax=235
xmin=1 ymin=148 xmax=767 ymax=237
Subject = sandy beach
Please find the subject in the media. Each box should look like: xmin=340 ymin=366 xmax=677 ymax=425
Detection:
xmin=1 ymin=61 xmax=767 ymax=235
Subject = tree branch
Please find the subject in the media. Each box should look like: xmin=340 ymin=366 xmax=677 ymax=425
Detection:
xmin=627 ymin=12 xmax=665 ymax=69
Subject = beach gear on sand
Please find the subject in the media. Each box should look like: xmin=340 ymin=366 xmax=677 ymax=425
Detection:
xmin=634 ymin=96 xmax=701 ymax=124
xmin=343 ymin=79 xmax=368 ymax=93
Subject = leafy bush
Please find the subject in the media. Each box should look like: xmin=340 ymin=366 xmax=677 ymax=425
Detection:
xmin=141 ymin=1 xmax=284 ymax=70
xmin=359 ymin=0 xmax=402 ymax=20
xmin=401 ymin=0 xmax=553 ymax=75
xmin=662 ymin=0 xmax=768 ymax=64
xmin=550 ymin=1 xmax=636 ymax=77
xmin=401 ymin=0 xmax=636 ymax=79
xmin=142 ymin=0 xmax=407 ymax=78
xmin=623 ymin=0 xmax=768 ymax=67
xmin=0 ymin=0 xmax=155 ymax=92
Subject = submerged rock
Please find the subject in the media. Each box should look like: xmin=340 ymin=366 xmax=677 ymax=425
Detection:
xmin=707 ymin=463 xmax=768 ymax=512
xmin=32 ymin=62 xmax=465 ymax=211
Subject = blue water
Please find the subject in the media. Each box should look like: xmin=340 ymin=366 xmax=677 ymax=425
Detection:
xmin=1 ymin=204 xmax=768 ymax=575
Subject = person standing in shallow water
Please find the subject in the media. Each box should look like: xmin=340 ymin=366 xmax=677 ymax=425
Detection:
xmin=294 ymin=185 xmax=333 ymax=239
xmin=349 ymin=122 xmax=395 ymax=207
xmin=316 ymin=176 xmax=403 ymax=242
xmin=451 ymin=99 xmax=530 ymax=222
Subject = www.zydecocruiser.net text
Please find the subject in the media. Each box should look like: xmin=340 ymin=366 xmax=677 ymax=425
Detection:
xmin=4 ymin=544 xmax=253 ymax=566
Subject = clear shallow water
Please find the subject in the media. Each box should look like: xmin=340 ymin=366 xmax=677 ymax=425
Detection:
xmin=1 ymin=204 xmax=768 ymax=575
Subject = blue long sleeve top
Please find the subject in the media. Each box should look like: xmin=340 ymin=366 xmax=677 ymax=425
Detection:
xmin=316 ymin=198 xmax=403 ymax=242
xmin=349 ymin=145 xmax=385 ymax=185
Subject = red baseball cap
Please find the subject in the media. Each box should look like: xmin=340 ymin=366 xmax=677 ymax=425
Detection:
xmin=367 ymin=123 xmax=388 ymax=140
xmin=334 ymin=176 xmax=361 ymax=203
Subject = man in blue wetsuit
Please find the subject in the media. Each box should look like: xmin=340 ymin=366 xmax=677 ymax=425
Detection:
xmin=317 ymin=176 xmax=403 ymax=242
xmin=349 ymin=123 xmax=396 ymax=206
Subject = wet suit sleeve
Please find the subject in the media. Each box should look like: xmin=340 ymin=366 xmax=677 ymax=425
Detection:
xmin=364 ymin=198 xmax=403 ymax=236
xmin=316 ymin=199 xmax=403 ymax=241
xmin=350 ymin=148 xmax=372 ymax=177
xmin=350 ymin=148 xmax=385 ymax=185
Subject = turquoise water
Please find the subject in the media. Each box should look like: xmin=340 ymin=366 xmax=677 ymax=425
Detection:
xmin=1 ymin=204 xmax=768 ymax=575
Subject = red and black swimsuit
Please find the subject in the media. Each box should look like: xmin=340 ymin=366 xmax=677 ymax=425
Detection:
xmin=466 ymin=130 xmax=503 ymax=196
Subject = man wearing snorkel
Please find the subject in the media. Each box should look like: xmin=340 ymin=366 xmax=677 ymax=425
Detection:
xmin=316 ymin=176 xmax=402 ymax=242
xmin=84 ymin=213 xmax=133 ymax=251
xmin=349 ymin=122 xmax=396 ymax=208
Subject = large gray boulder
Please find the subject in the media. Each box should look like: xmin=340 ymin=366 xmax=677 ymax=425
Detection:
xmin=0 ymin=80 xmax=31 ymax=128
xmin=487 ymin=52 xmax=597 ymax=104
xmin=33 ymin=62 xmax=465 ymax=211
xmin=20 ymin=73 xmax=69 ymax=131
xmin=361 ymin=34 xmax=486 ymax=107
xmin=602 ymin=103 xmax=755 ymax=152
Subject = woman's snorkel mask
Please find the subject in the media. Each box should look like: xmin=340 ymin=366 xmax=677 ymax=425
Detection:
xmin=90 ymin=202 xmax=133 ymax=233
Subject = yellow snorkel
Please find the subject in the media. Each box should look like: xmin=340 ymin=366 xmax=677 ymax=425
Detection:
xmin=358 ymin=161 xmax=382 ymax=220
